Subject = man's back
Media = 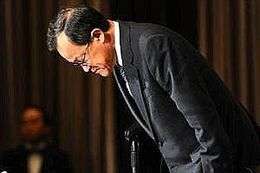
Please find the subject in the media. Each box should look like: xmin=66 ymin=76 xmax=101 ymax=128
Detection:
xmin=118 ymin=21 xmax=260 ymax=172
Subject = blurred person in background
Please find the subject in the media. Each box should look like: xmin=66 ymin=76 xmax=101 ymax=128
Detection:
xmin=0 ymin=105 xmax=72 ymax=173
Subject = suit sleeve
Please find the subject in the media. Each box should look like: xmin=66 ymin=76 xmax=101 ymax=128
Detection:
xmin=142 ymin=35 xmax=233 ymax=172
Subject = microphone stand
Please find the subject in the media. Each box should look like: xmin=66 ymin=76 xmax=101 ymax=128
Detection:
xmin=125 ymin=123 xmax=141 ymax=173
xmin=130 ymin=135 xmax=140 ymax=173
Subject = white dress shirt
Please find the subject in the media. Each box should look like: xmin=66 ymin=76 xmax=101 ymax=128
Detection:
xmin=25 ymin=143 xmax=46 ymax=173
xmin=27 ymin=153 xmax=43 ymax=173
xmin=114 ymin=21 xmax=133 ymax=96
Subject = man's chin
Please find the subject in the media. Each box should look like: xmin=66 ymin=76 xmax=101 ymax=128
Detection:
xmin=98 ymin=71 xmax=112 ymax=77
xmin=97 ymin=69 xmax=113 ymax=77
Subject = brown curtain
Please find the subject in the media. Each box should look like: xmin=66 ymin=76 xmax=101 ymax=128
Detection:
xmin=197 ymin=0 xmax=258 ymax=121
xmin=255 ymin=0 xmax=260 ymax=125
xmin=0 ymin=1 xmax=117 ymax=173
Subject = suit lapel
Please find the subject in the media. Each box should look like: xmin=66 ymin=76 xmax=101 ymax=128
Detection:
xmin=124 ymin=66 xmax=149 ymax=122
xmin=113 ymin=69 xmax=154 ymax=139
xmin=41 ymin=148 xmax=50 ymax=173
xmin=115 ymin=21 xmax=155 ymax=140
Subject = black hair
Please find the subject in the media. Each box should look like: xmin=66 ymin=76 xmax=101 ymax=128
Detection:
xmin=47 ymin=6 xmax=109 ymax=51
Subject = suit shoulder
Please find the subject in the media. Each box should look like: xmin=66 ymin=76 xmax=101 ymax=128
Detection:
xmin=121 ymin=21 xmax=175 ymax=40
xmin=45 ymin=146 xmax=71 ymax=161
xmin=1 ymin=146 xmax=24 ymax=157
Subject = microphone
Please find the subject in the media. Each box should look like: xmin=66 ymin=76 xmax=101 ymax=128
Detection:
xmin=125 ymin=123 xmax=142 ymax=173
xmin=130 ymin=136 xmax=140 ymax=173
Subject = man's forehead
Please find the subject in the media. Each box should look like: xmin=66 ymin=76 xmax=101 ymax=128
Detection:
xmin=56 ymin=32 xmax=85 ymax=60
xmin=57 ymin=32 xmax=69 ymax=46
xmin=23 ymin=109 xmax=43 ymax=120
xmin=56 ymin=32 xmax=72 ymax=58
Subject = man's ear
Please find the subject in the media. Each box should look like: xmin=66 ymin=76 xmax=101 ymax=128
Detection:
xmin=90 ymin=28 xmax=105 ymax=43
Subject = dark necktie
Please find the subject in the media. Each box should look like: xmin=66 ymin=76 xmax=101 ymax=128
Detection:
xmin=117 ymin=66 xmax=127 ymax=82
xmin=115 ymin=65 xmax=133 ymax=96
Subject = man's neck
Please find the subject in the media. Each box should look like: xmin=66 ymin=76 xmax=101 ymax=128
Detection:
xmin=107 ymin=20 xmax=116 ymax=47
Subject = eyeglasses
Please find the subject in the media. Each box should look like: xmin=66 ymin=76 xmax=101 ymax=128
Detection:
xmin=72 ymin=43 xmax=90 ymax=67
xmin=72 ymin=54 xmax=87 ymax=66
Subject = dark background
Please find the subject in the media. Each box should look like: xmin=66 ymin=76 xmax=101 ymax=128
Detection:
xmin=0 ymin=0 xmax=258 ymax=173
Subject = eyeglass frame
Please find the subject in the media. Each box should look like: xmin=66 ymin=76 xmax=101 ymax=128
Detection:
xmin=72 ymin=42 xmax=91 ymax=67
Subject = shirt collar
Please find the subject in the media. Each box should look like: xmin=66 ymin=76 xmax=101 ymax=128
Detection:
xmin=113 ymin=21 xmax=123 ymax=66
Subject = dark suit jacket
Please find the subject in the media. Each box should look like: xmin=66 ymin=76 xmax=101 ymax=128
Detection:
xmin=0 ymin=144 xmax=72 ymax=173
xmin=114 ymin=21 xmax=260 ymax=173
